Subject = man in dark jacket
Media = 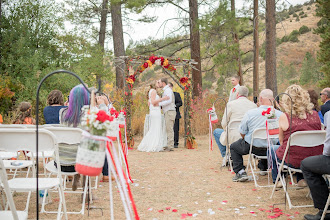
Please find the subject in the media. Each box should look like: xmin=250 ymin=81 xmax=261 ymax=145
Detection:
xmin=169 ymin=82 xmax=182 ymax=148
xmin=320 ymin=88 xmax=330 ymax=117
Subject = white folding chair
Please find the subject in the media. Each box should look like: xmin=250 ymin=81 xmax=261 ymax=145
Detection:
xmin=42 ymin=127 xmax=89 ymax=215
xmin=0 ymin=128 xmax=67 ymax=219
xmin=0 ymin=157 xmax=28 ymax=220
xmin=224 ymin=119 xmax=241 ymax=171
xmin=245 ymin=128 xmax=279 ymax=187
xmin=321 ymin=175 xmax=330 ymax=220
xmin=270 ymin=130 xmax=326 ymax=209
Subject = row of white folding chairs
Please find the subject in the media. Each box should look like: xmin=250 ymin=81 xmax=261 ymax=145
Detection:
xmin=0 ymin=128 xmax=67 ymax=220
xmin=0 ymin=126 xmax=93 ymax=217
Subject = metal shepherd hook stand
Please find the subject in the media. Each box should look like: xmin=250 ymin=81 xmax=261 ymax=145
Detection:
xmin=35 ymin=70 xmax=102 ymax=219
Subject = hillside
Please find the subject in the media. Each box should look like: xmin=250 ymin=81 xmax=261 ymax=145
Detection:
xmin=241 ymin=3 xmax=321 ymax=92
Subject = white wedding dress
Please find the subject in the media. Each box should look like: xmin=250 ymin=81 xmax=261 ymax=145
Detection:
xmin=137 ymin=89 xmax=167 ymax=152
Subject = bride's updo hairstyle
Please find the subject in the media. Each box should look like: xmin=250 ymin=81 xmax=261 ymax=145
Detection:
xmin=147 ymin=82 xmax=157 ymax=100
xmin=281 ymin=84 xmax=314 ymax=119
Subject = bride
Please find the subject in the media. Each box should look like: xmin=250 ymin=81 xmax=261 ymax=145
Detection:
xmin=138 ymin=81 xmax=169 ymax=152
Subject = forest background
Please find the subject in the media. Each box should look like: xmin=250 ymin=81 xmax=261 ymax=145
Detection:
xmin=0 ymin=0 xmax=329 ymax=137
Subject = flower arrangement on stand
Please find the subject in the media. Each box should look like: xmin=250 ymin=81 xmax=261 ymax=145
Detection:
xmin=75 ymin=107 xmax=114 ymax=176
xmin=262 ymin=107 xmax=279 ymax=135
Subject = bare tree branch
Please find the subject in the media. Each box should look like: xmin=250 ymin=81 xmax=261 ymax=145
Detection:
xmin=169 ymin=44 xmax=190 ymax=57
xmin=141 ymin=38 xmax=190 ymax=54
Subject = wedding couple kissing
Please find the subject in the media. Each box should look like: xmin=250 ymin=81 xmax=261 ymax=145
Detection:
xmin=138 ymin=78 xmax=177 ymax=152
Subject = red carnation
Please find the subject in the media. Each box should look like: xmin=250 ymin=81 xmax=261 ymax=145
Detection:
xmin=110 ymin=108 xmax=117 ymax=115
xmin=96 ymin=110 xmax=109 ymax=123
xmin=149 ymin=56 xmax=157 ymax=64
xmin=143 ymin=62 xmax=148 ymax=68
xmin=160 ymin=57 xmax=165 ymax=65
xmin=129 ymin=75 xmax=136 ymax=82
xmin=232 ymin=88 xmax=236 ymax=92
xmin=180 ymin=77 xmax=189 ymax=84
xmin=163 ymin=64 xmax=170 ymax=69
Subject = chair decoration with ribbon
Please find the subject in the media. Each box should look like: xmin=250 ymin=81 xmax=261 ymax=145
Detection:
xmin=207 ymin=105 xmax=218 ymax=152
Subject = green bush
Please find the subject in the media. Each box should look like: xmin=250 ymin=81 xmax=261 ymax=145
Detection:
xmin=296 ymin=17 xmax=300 ymax=22
xmin=307 ymin=6 xmax=311 ymax=10
xmin=317 ymin=17 xmax=327 ymax=27
xmin=299 ymin=25 xmax=310 ymax=34
xmin=289 ymin=35 xmax=299 ymax=42
xmin=293 ymin=13 xmax=298 ymax=17
xmin=299 ymin=11 xmax=305 ymax=16
xmin=291 ymin=30 xmax=300 ymax=36
xmin=301 ymin=14 xmax=308 ymax=18
xmin=281 ymin=35 xmax=289 ymax=43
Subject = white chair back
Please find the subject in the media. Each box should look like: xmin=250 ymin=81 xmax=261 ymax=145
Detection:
xmin=43 ymin=127 xmax=83 ymax=145
xmin=251 ymin=127 xmax=279 ymax=143
xmin=0 ymin=124 xmax=26 ymax=128
xmin=0 ymin=129 xmax=57 ymax=153
xmin=227 ymin=119 xmax=241 ymax=145
xmin=288 ymin=130 xmax=326 ymax=147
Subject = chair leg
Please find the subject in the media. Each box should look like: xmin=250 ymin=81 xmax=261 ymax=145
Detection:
xmin=321 ymin=194 xmax=330 ymax=220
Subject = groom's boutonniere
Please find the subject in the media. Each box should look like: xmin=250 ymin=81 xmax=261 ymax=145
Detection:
xmin=232 ymin=87 xmax=236 ymax=93
xmin=158 ymin=89 xmax=164 ymax=97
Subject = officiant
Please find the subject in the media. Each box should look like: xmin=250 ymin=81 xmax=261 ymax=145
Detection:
xmin=169 ymin=82 xmax=182 ymax=148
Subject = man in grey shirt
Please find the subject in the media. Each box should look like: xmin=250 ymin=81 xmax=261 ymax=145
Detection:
xmin=301 ymin=111 xmax=330 ymax=220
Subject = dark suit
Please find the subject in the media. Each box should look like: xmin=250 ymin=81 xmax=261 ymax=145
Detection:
xmin=321 ymin=100 xmax=330 ymax=116
xmin=173 ymin=92 xmax=182 ymax=147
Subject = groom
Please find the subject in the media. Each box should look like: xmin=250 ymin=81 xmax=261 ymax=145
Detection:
xmin=158 ymin=78 xmax=176 ymax=152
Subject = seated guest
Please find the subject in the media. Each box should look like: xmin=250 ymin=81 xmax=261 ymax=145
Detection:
xmin=301 ymin=111 xmax=330 ymax=220
xmin=59 ymin=84 xmax=90 ymax=190
xmin=320 ymin=88 xmax=330 ymax=117
xmin=213 ymin=86 xmax=257 ymax=166
xmin=230 ymin=89 xmax=282 ymax=182
xmin=308 ymin=89 xmax=323 ymax=123
xmin=13 ymin=102 xmax=36 ymax=124
xmin=43 ymin=90 xmax=67 ymax=124
xmin=270 ymin=85 xmax=323 ymax=187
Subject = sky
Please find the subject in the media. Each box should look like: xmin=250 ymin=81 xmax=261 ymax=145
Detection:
xmin=118 ymin=0 xmax=310 ymax=49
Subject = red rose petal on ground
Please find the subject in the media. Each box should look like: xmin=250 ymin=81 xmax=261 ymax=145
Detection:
xmin=172 ymin=209 xmax=178 ymax=212
xmin=252 ymin=189 xmax=257 ymax=191
xmin=166 ymin=207 xmax=171 ymax=210
xmin=181 ymin=214 xmax=187 ymax=219
xmin=266 ymin=210 xmax=272 ymax=213
xmin=187 ymin=213 xmax=193 ymax=216
xmin=295 ymin=212 xmax=300 ymax=214
xmin=222 ymin=200 xmax=228 ymax=203
xmin=250 ymin=211 xmax=255 ymax=214
xmin=218 ymin=208 xmax=223 ymax=211
xmin=259 ymin=208 xmax=265 ymax=211
xmin=267 ymin=215 xmax=276 ymax=218
xmin=158 ymin=210 xmax=164 ymax=213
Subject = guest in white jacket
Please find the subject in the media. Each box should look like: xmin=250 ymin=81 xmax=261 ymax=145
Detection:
xmin=213 ymin=86 xmax=257 ymax=166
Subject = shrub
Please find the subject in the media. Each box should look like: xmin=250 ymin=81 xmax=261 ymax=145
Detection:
xmin=296 ymin=17 xmax=300 ymax=22
xmin=293 ymin=13 xmax=298 ymax=17
xmin=291 ymin=30 xmax=300 ymax=36
xmin=290 ymin=19 xmax=292 ymax=22
xmin=317 ymin=17 xmax=327 ymax=27
xmin=307 ymin=6 xmax=311 ymax=10
xmin=301 ymin=14 xmax=308 ymax=18
xmin=299 ymin=11 xmax=305 ymax=16
xmin=281 ymin=35 xmax=289 ymax=43
xmin=299 ymin=25 xmax=310 ymax=34
xmin=289 ymin=35 xmax=299 ymax=42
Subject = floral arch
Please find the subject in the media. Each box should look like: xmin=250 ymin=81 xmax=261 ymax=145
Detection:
xmin=114 ymin=55 xmax=197 ymax=149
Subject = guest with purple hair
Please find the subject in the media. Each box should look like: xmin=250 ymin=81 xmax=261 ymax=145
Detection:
xmin=58 ymin=84 xmax=90 ymax=190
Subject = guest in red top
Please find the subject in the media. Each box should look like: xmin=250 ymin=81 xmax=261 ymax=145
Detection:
xmin=270 ymin=85 xmax=323 ymax=187
xmin=13 ymin=102 xmax=35 ymax=125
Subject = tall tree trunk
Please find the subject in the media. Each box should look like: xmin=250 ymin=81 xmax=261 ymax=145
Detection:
xmin=231 ymin=0 xmax=243 ymax=85
xmin=111 ymin=2 xmax=125 ymax=89
xmin=98 ymin=0 xmax=108 ymax=82
xmin=253 ymin=0 xmax=259 ymax=102
xmin=99 ymin=0 xmax=108 ymax=50
xmin=188 ymin=0 xmax=202 ymax=98
xmin=265 ymin=0 xmax=277 ymax=95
